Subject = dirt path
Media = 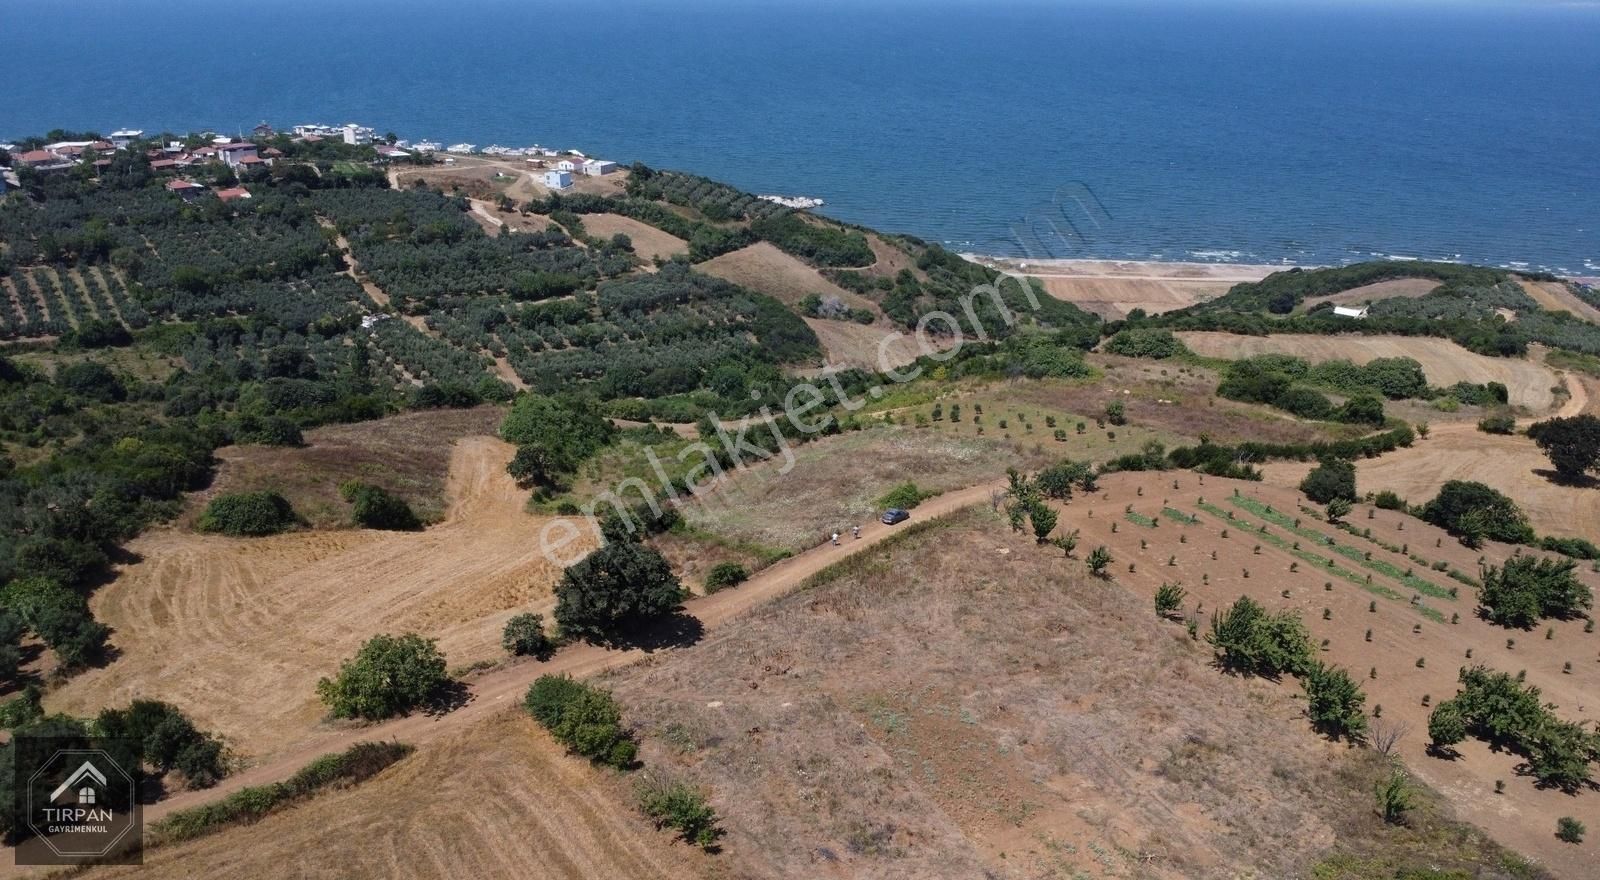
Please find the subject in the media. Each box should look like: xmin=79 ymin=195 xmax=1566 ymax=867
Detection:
xmin=113 ymin=480 xmax=1001 ymax=827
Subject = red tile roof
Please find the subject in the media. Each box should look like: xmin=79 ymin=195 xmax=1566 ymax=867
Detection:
xmin=214 ymin=186 xmax=251 ymax=201
xmin=165 ymin=179 xmax=204 ymax=191
xmin=17 ymin=150 xmax=59 ymax=164
xmin=149 ymin=159 xmax=179 ymax=170
xmin=236 ymin=155 xmax=266 ymax=165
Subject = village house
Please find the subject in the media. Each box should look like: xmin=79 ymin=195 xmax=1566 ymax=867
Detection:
xmin=1332 ymin=305 xmax=1370 ymax=319
xmin=165 ymin=179 xmax=207 ymax=201
xmin=555 ymin=157 xmax=584 ymax=173
xmin=15 ymin=149 xmax=73 ymax=171
xmin=215 ymin=186 xmax=252 ymax=202
xmin=109 ymin=129 xmax=144 ymax=150
xmin=582 ymin=159 xmax=618 ymax=176
xmin=542 ymin=169 xmax=572 ymax=190
xmin=217 ymin=143 xmax=259 ymax=167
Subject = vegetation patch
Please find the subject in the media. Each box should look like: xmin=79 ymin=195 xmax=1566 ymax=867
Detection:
xmin=196 ymin=490 xmax=299 ymax=536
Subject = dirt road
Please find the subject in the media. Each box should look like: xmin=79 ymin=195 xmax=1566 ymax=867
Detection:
xmin=128 ymin=479 xmax=1003 ymax=826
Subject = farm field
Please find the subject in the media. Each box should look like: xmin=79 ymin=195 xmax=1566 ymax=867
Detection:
xmin=699 ymin=241 xmax=878 ymax=312
xmin=81 ymin=713 xmax=707 ymax=880
xmin=606 ymin=499 xmax=1555 ymax=880
xmin=1176 ymin=331 xmax=1566 ymax=411
xmin=800 ymin=316 xmax=941 ymax=371
xmin=966 ymin=258 xmax=1276 ymax=320
xmin=578 ymin=212 xmax=688 ymax=261
xmin=45 ymin=435 xmax=590 ymax=759
xmin=1050 ymin=472 xmax=1600 ymax=877
xmin=1519 ymin=278 xmax=1600 ymax=325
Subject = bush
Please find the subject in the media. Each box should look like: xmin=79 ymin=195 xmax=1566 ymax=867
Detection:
xmin=1300 ymin=459 xmax=1357 ymax=504
xmin=1427 ymin=700 xmax=1467 ymax=755
xmin=524 ymin=675 xmax=637 ymax=768
xmin=877 ymin=482 xmax=931 ymax=510
xmin=702 ymin=562 xmax=748 ymax=593
xmin=1301 ymin=662 xmax=1369 ymax=742
xmin=233 ymin=415 xmax=304 ymax=447
xmin=1477 ymin=412 xmax=1516 ymax=435
xmin=1477 ymin=555 xmax=1591 ymax=628
xmin=340 ymin=481 xmax=421 ymax=530
xmin=638 ymin=778 xmax=724 ymax=849
xmin=1557 ymin=817 xmax=1586 ymax=844
xmin=0 ymin=577 xmax=109 ymax=668
xmin=1373 ymin=490 xmax=1406 ymax=511
xmin=95 ymin=698 xmax=229 ymax=787
xmin=196 ymin=491 xmax=298 ymax=536
xmin=316 ymin=633 xmax=448 ymax=719
xmin=502 ymin=612 xmax=552 ymax=657
xmin=553 ymin=542 xmax=686 ymax=644
xmin=1104 ymin=328 xmax=1187 ymax=359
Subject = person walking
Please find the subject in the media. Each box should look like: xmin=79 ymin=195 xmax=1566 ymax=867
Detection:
xmin=852 ymin=525 xmax=861 ymax=540
xmin=831 ymin=532 xmax=840 ymax=546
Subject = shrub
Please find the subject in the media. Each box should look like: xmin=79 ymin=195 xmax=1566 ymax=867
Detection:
xmin=524 ymin=675 xmax=636 ymax=768
xmin=1375 ymin=770 xmax=1415 ymax=825
xmin=1104 ymin=400 xmax=1127 ymax=426
xmin=1154 ymin=582 xmax=1187 ymax=619
xmin=1557 ymin=817 xmax=1586 ymax=844
xmin=1427 ymin=699 xmax=1467 ymax=755
xmin=1206 ymin=596 xmax=1313 ymax=678
xmin=703 ymin=562 xmax=748 ymax=593
xmin=1028 ymin=502 xmax=1058 ymax=543
xmin=233 ymin=414 xmax=304 ymax=447
xmin=96 ymin=699 xmax=228 ymax=787
xmin=1104 ymin=328 xmax=1187 ymax=359
xmin=316 ymin=633 xmax=448 ymax=719
xmin=877 ymin=482 xmax=931 ymax=510
xmin=0 ymin=577 xmax=109 ymax=668
xmin=1086 ymin=546 xmax=1113 ymax=577
xmin=1373 ymin=490 xmax=1406 ymax=511
xmin=502 ymin=612 xmax=552 ymax=657
xmin=553 ymin=542 xmax=686 ymax=644
xmin=339 ymin=481 xmax=421 ymax=531
xmin=1477 ymin=412 xmax=1517 ymax=435
xmin=638 ymin=778 xmax=724 ymax=849
xmin=1420 ymin=481 xmax=1535 ymax=546
xmin=196 ymin=491 xmax=298 ymax=536
xmin=1478 ymin=555 xmax=1591 ymax=629
xmin=1300 ymin=459 xmax=1357 ymax=504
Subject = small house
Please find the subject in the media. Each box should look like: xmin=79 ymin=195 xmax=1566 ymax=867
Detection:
xmin=165 ymin=179 xmax=207 ymax=201
xmin=555 ymin=157 xmax=584 ymax=173
xmin=582 ymin=159 xmax=618 ymax=176
xmin=217 ymin=143 xmax=259 ymax=167
xmin=1332 ymin=305 xmax=1370 ymax=319
xmin=214 ymin=186 xmax=252 ymax=202
xmin=542 ymin=170 xmax=572 ymax=190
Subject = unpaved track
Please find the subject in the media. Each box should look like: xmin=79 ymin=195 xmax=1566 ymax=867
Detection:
xmin=121 ymin=479 xmax=1003 ymax=827
xmin=48 ymin=438 xmax=587 ymax=758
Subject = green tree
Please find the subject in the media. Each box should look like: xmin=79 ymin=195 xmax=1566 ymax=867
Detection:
xmin=340 ymin=482 xmax=420 ymax=531
xmin=316 ymin=633 xmax=448 ymax=720
xmin=196 ymin=491 xmax=298 ymax=536
xmin=523 ymin=675 xmax=636 ymax=768
xmin=1527 ymin=415 xmax=1600 ymax=482
xmin=1478 ymin=555 xmax=1591 ymax=629
xmin=1299 ymin=459 xmax=1357 ymax=504
xmin=1104 ymin=399 xmax=1127 ymax=426
xmin=1427 ymin=700 xmax=1467 ymax=756
xmin=1301 ymin=662 xmax=1368 ymax=742
xmin=499 ymin=394 xmax=616 ymax=475
xmin=1421 ymin=481 xmax=1535 ymax=545
xmin=1325 ymin=497 xmax=1353 ymax=524
xmin=1028 ymin=503 xmax=1058 ymax=543
xmin=1375 ymin=769 xmax=1415 ymax=825
xmin=1557 ymin=817 xmax=1586 ymax=844
xmin=702 ymin=562 xmax=748 ymax=593
xmin=553 ymin=542 xmax=686 ymax=644
xmin=1206 ymin=596 xmax=1312 ymax=678
xmin=639 ymin=779 xmax=724 ymax=849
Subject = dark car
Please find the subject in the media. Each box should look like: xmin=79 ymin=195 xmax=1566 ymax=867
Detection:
xmin=881 ymin=508 xmax=911 ymax=525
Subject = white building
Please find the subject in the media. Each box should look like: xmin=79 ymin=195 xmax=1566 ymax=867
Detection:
xmin=542 ymin=170 xmax=572 ymax=190
xmin=1332 ymin=305 xmax=1370 ymax=319
xmin=555 ymin=157 xmax=583 ymax=173
xmin=581 ymin=159 xmax=618 ymax=176
xmin=217 ymin=143 xmax=260 ymax=167
xmin=109 ymin=129 xmax=144 ymax=149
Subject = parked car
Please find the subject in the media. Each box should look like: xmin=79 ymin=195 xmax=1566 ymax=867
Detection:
xmin=881 ymin=508 xmax=911 ymax=525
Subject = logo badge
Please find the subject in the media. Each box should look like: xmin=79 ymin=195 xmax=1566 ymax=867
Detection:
xmin=15 ymin=741 xmax=142 ymax=865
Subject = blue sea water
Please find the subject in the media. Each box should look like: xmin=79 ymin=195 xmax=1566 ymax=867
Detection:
xmin=3 ymin=0 xmax=1598 ymax=273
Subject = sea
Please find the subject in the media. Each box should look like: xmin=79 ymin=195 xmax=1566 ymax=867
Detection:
xmin=3 ymin=0 xmax=1598 ymax=274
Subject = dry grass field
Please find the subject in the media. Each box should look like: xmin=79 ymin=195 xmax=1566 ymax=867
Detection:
xmin=1176 ymin=331 xmax=1566 ymax=411
xmin=579 ymin=213 xmax=687 ymax=261
xmin=46 ymin=435 xmax=592 ymax=759
xmin=1519 ymin=278 xmax=1600 ymax=325
xmin=192 ymin=406 xmax=504 ymax=528
xmin=799 ymin=317 xmax=948 ymax=372
xmin=699 ymin=242 xmax=877 ymax=312
xmin=82 ymin=713 xmax=710 ymax=880
xmin=1036 ymin=275 xmax=1237 ymax=320
xmin=607 ymin=498 xmax=1558 ymax=879
xmin=1301 ymin=277 xmax=1442 ymax=310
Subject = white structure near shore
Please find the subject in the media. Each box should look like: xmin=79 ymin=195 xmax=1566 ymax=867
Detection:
xmin=542 ymin=169 xmax=572 ymax=190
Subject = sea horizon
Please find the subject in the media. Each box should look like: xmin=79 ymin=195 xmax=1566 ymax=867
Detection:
xmin=4 ymin=0 xmax=1597 ymax=275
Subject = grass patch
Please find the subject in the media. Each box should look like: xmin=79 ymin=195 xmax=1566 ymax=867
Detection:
xmin=150 ymin=741 xmax=413 ymax=846
xmin=796 ymin=509 xmax=973 ymax=593
xmin=1125 ymin=511 xmax=1159 ymax=528
xmin=1161 ymin=506 xmax=1199 ymax=525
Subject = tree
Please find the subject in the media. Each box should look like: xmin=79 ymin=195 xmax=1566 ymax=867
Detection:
xmin=508 ymin=443 xmax=562 ymax=489
xmin=703 ymin=562 xmax=748 ymax=593
xmin=1325 ymin=497 xmax=1353 ymax=524
xmin=1086 ymin=546 xmax=1113 ymax=577
xmin=316 ymin=633 xmax=448 ymax=720
xmin=1300 ymin=459 xmax=1357 ymax=504
xmin=1050 ymin=529 xmax=1080 ymax=557
xmin=196 ymin=491 xmax=298 ymax=536
xmin=1478 ymin=555 xmax=1591 ymax=629
xmin=340 ymin=482 xmax=421 ymax=530
xmin=1375 ymin=769 xmax=1415 ymax=825
xmin=1427 ymin=700 xmax=1467 ymax=756
xmin=0 ymin=611 xmax=24 ymax=684
xmin=1035 ymin=461 xmax=1089 ymax=500
xmin=1420 ymin=481 xmax=1535 ymax=546
xmin=1527 ymin=415 xmax=1600 ymax=482
xmin=1028 ymin=503 xmax=1058 ymax=543
xmin=639 ymin=779 xmax=725 ymax=849
xmin=1154 ymin=582 xmax=1187 ymax=619
xmin=503 ymin=613 xmax=552 ymax=658
xmin=1206 ymin=596 xmax=1312 ymax=678
xmin=1302 ymin=662 xmax=1369 ymax=742
xmin=524 ymin=675 xmax=636 ymax=768
xmin=1337 ymin=394 xmax=1386 ymax=427
xmin=1104 ymin=400 xmax=1127 ymax=426
xmin=554 ymin=542 xmax=686 ymax=644
xmin=499 ymin=394 xmax=616 ymax=475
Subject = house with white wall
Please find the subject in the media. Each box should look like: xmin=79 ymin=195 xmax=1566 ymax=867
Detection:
xmin=542 ymin=170 xmax=572 ymax=190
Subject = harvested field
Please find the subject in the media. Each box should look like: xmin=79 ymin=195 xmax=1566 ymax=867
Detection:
xmin=609 ymin=498 xmax=1556 ymax=879
xmin=801 ymin=317 xmax=949 ymax=372
xmin=1519 ymin=278 xmax=1600 ymax=325
xmin=1302 ymin=277 xmax=1441 ymax=310
xmin=579 ymin=213 xmax=687 ymax=261
xmin=47 ymin=436 xmax=592 ymax=759
xmin=699 ymin=241 xmax=878 ymax=313
xmin=1176 ymin=332 xmax=1564 ymax=411
xmin=82 ymin=713 xmax=707 ymax=880
xmin=1036 ymin=275 xmax=1235 ymax=319
xmin=679 ymin=426 xmax=1054 ymax=554
xmin=861 ymin=233 xmax=921 ymax=280
xmin=191 ymin=406 xmax=505 ymax=528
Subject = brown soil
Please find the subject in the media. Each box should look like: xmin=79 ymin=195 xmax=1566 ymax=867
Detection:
xmin=1037 ymin=276 xmax=1236 ymax=319
xmin=698 ymin=242 xmax=878 ymax=313
xmin=1177 ymin=332 xmax=1565 ymax=412
xmin=1519 ymin=278 xmax=1600 ymax=325
xmin=800 ymin=317 xmax=950 ymax=372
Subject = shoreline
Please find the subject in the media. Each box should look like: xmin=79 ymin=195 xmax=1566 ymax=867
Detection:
xmin=959 ymin=254 xmax=1287 ymax=283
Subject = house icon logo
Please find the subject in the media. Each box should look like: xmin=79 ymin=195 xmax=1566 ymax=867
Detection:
xmin=49 ymin=760 xmax=108 ymax=806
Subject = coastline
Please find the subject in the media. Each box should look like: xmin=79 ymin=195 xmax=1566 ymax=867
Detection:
xmin=959 ymin=255 xmax=1287 ymax=283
